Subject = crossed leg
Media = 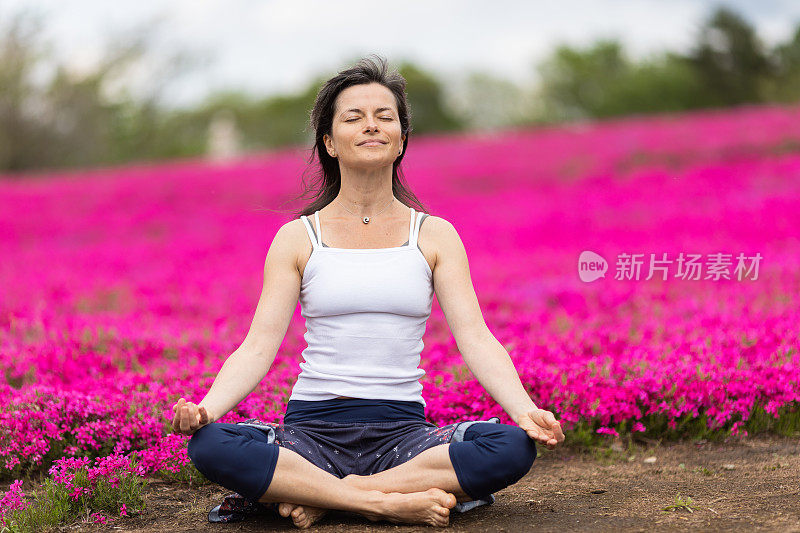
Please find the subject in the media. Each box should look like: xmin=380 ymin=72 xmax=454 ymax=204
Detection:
xmin=260 ymin=445 xmax=457 ymax=529
xmin=278 ymin=443 xmax=470 ymax=528
xmin=345 ymin=443 xmax=473 ymax=500
xmin=278 ymin=422 xmax=538 ymax=529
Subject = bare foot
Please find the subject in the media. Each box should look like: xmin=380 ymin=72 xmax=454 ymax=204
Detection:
xmin=343 ymin=473 xmax=474 ymax=504
xmin=366 ymin=488 xmax=457 ymax=527
xmin=277 ymin=502 xmax=329 ymax=529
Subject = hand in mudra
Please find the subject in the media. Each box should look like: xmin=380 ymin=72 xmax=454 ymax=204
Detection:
xmin=517 ymin=408 xmax=565 ymax=450
xmin=171 ymin=397 xmax=210 ymax=436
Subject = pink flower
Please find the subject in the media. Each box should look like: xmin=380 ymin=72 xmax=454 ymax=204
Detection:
xmin=88 ymin=512 xmax=109 ymax=525
xmin=596 ymin=426 xmax=619 ymax=437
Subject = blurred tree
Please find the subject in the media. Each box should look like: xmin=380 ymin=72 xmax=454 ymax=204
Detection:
xmin=445 ymin=71 xmax=537 ymax=130
xmin=763 ymin=25 xmax=800 ymax=103
xmin=396 ymin=60 xmax=464 ymax=134
xmin=0 ymin=11 xmax=53 ymax=171
xmin=536 ymin=40 xmax=712 ymax=121
xmin=613 ymin=52 xmax=714 ymax=113
xmin=232 ymin=82 xmax=320 ymax=148
xmin=687 ymin=6 xmax=773 ymax=106
xmin=0 ymin=8 xmax=201 ymax=174
xmin=533 ymin=5 xmax=797 ymax=122
xmin=537 ymin=40 xmax=630 ymax=120
xmin=171 ymin=60 xmax=463 ymax=155
xmin=4 ymin=4 xmax=800 ymax=175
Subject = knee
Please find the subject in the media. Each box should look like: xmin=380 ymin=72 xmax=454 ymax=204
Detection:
xmin=502 ymin=425 xmax=538 ymax=481
xmin=451 ymin=423 xmax=538 ymax=498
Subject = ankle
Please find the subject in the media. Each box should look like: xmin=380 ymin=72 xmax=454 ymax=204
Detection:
xmin=360 ymin=489 xmax=391 ymax=517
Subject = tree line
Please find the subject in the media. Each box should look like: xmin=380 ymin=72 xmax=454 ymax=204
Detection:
xmin=1 ymin=6 xmax=799 ymax=175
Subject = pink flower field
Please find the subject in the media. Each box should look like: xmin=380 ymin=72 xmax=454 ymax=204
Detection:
xmin=1 ymin=103 xmax=799 ymax=522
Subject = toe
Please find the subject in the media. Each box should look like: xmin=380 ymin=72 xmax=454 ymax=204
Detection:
xmin=278 ymin=503 xmax=292 ymax=517
xmin=435 ymin=490 xmax=457 ymax=508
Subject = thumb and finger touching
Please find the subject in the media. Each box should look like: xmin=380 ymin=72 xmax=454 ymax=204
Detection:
xmin=526 ymin=409 xmax=565 ymax=447
xmin=168 ymin=399 xmax=208 ymax=435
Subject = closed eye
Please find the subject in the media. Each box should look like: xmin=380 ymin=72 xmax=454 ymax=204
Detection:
xmin=346 ymin=117 xmax=393 ymax=122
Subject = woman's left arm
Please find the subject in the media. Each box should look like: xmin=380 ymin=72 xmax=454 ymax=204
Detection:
xmin=428 ymin=217 xmax=565 ymax=449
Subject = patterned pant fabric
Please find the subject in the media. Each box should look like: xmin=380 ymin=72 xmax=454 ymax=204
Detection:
xmin=270 ymin=418 xmax=458 ymax=477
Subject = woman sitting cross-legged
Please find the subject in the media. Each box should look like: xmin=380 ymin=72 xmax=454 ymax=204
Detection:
xmin=170 ymin=55 xmax=565 ymax=529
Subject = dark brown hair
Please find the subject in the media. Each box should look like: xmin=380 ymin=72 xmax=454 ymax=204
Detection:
xmin=289 ymin=54 xmax=428 ymax=219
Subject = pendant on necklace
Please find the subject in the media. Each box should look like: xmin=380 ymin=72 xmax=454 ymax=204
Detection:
xmin=362 ymin=217 xmax=370 ymax=224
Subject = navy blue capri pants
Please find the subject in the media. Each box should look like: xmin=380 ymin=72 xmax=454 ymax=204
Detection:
xmin=187 ymin=399 xmax=537 ymax=506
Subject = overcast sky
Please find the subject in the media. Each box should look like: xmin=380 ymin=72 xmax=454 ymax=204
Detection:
xmin=4 ymin=0 xmax=800 ymax=108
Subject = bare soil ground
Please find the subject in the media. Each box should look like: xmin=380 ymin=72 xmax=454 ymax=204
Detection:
xmin=60 ymin=435 xmax=800 ymax=532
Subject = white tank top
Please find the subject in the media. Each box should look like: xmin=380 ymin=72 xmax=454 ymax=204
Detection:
xmin=289 ymin=205 xmax=433 ymax=406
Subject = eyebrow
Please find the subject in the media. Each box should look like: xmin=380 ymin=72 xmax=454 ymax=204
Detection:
xmin=340 ymin=107 xmax=394 ymax=116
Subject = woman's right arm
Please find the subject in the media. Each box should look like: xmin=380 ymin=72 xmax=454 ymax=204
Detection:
xmin=194 ymin=220 xmax=304 ymax=424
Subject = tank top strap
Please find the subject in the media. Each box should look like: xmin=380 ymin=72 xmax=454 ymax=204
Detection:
xmin=313 ymin=211 xmax=323 ymax=247
xmin=410 ymin=208 xmax=425 ymax=248
xmin=300 ymin=214 xmax=319 ymax=250
xmin=407 ymin=206 xmax=415 ymax=245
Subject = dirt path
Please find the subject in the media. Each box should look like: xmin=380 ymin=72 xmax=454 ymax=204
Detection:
xmin=70 ymin=435 xmax=800 ymax=532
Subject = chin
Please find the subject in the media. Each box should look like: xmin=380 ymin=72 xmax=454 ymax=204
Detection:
xmin=350 ymin=158 xmax=392 ymax=168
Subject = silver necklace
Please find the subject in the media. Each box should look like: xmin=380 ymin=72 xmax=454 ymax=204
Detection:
xmin=336 ymin=197 xmax=395 ymax=224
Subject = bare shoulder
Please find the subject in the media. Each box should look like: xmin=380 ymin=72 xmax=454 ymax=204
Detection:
xmin=268 ymin=218 xmax=312 ymax=273
xmin=271 ymin=218 xmax=307 ymax=252
xmin=418 ymin=215 xmax=464 ymax=271
xmin=280 ymin=217 xmax=312 ymax=245
xmin=421 ymin=215 xmax=461 ymax=244
xmin=422 ymin=214 xmax=457 ymax=233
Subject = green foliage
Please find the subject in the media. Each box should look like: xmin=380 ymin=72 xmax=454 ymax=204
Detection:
xmin=1 ymin=478 xmax=72 ymax=533
xmin=763 ymin=26 xmax=800 ymax=102
xmin=537 ymin=6 xmax=800 ymax=121
xmin=154 ymin=461 xmax=211 ymax=486
xmin=552 ymin=400 xmax=800 ymax=456
xmin=687 ymin=6 xmax=773 ymax=106
xmin=396 ymin=61 xmax=464 ymax=134
xmin=1 ymin=461 xmax=146 ymax=533
xmin=4 ymin=5 xmax=800 ymax=174
xmin=538 ymin=40 xmax=633 ymax=120
xmin=661 ymin=492 xmax=696 ymax=513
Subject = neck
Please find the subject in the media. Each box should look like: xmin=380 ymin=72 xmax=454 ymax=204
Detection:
xmin=336 ymin=166 xmax=395 ymax=215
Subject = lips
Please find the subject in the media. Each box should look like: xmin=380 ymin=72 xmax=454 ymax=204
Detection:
xmin=357 ymin=139 xmax=388 ymax=146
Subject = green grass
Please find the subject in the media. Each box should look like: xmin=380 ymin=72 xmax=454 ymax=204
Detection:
xmin=661 ymin=492 xmax=696 ymax=513
xmin=535 ymin=399 xmax=800 ymax=458
xmin=0 ymin=461 xmax=146 ymax=533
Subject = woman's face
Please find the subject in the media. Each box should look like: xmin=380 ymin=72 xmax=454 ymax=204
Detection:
xmin=323 ymin=82 xmax=406 ymax=169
